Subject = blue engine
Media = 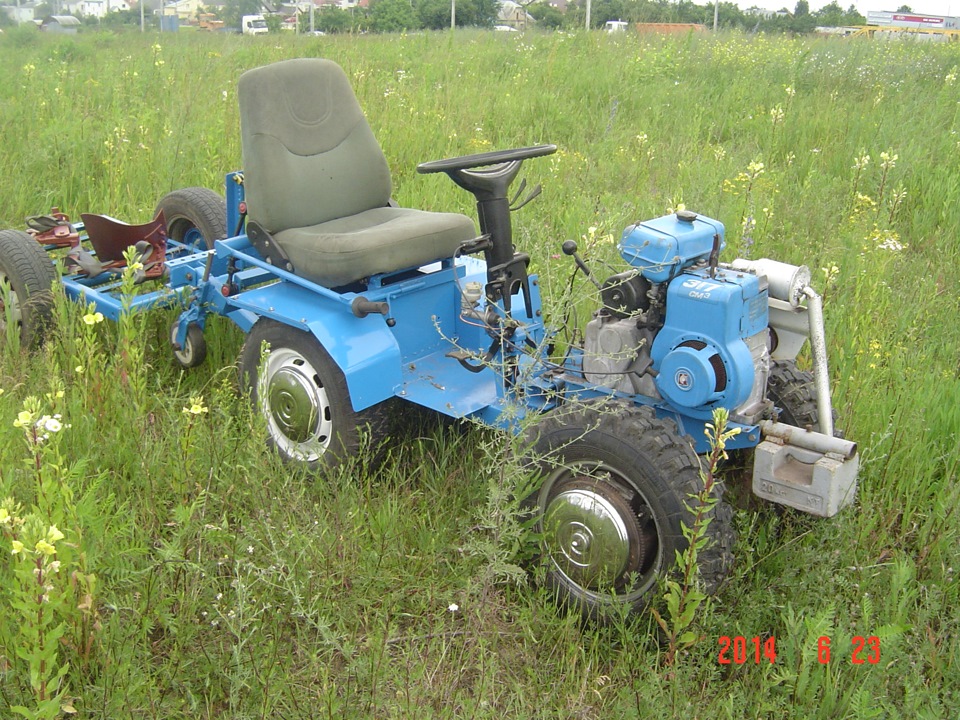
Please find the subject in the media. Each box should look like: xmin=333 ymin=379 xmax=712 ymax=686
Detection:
xmin=651 ymin=268 xmax=768 ymax=416
xmin=582 ymin=211 xmax=771 ymax=421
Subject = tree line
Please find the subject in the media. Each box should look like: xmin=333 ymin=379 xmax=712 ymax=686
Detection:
xmin=1 ymin=0 xmax=869 ymax=35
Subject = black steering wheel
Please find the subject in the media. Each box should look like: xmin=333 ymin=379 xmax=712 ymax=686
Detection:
xmin=417 ymin=145 xmax=557 ymax=201
xmin=417 ymin=144 xmax=557 ymax=175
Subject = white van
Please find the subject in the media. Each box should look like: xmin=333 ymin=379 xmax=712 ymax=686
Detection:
xmin=242 ymin=15 xmax=269 ymax=35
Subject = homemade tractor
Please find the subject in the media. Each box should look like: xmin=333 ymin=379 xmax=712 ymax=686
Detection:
xmin=0 ymin=58 xmax=859 ymax=617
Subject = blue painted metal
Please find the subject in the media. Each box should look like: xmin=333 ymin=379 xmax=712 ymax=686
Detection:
xmin=60 ymin=273 xmax=189 ymax=321
xmin=651 ymin=266 xmax=768 ymax=419
xmin=225 ymin=172 xmax=245 ymax=237
xmin=620 ymin=213 xmax=725 ymax=283
xmin=47 ymin=174 xmax=768 ymax=458
xmin=57 ymin=214 xmax=220 ymax=322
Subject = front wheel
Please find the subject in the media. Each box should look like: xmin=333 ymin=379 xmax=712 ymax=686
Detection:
xmin=526 ymin=403 xmax=735 ymax=619
xmin=239 ymin=319 xmax=388 ymax=471
xmin=170 ymin=321 xmax=207 ymax=369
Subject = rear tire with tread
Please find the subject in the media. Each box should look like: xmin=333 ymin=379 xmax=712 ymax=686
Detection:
xmin=526 ymin=402 xmax=735 ymax=619
xmin=0 ymin=229 xmax=58 ymax=349
xmin=768 ymin=360 xmax=819 ymax=430
xmin=154 ymin=187 xmax=227 ymax=251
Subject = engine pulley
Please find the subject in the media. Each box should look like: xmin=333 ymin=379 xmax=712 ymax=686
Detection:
xmin=601 ymin=272 xmax=650 ymax=319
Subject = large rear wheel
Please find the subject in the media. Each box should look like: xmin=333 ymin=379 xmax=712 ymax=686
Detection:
xmin=239 ymin=319 xmax=388 ymax=471
xmin=526 ymin=402 xmax=735 ymax=619
xmin=154 ymin=187 xmax=227 ymax=252
xmin=0 ymin=229 xmax=58 ymax=349
xmin=768 ymin=360 xmax=820 ymax=430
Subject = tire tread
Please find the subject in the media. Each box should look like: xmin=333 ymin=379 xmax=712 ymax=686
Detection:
xmin=154 ymin=187 xmax=228 ymax=248
xmin=527 ymin=401 xmax=736 ymax=617
xmin=0 ymin=229 xmax=59 ymax=348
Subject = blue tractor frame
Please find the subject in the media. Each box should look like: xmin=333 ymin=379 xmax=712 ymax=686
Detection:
xmin=3 ymin=126 xmax=860 ymax=621
xmin=162 ymin=171 xmax=752 ymax=452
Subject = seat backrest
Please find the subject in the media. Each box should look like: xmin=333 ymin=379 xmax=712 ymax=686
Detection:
xmin=238 ymin=58 xmax=392 ymax=234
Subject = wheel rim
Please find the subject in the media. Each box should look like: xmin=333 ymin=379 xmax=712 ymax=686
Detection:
xmin=541 ymin=466 xmax=656 ymax=601
xmin=260 ymin=348 xmax=332 ymax=462
xmin=168 ymin=218 xmax=205 ymax=251
xmin=171 ymin=324 xmax=193 ymax=365
xmin=0 ymin=271 xmax=22 ymax=335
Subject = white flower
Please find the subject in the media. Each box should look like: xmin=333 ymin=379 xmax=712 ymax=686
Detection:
xmin=40 ymin=416 xmax=62 ymax=433
xmin=448 ymin=603 xmax=459 ymax=613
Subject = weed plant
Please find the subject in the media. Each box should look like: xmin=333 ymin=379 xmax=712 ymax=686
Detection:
xmin=0 ymin=28 xmax=957 ymax=717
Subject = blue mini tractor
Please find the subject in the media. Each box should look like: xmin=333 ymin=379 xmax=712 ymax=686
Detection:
xmin=0 ymin=58 xmax=859 ymax=617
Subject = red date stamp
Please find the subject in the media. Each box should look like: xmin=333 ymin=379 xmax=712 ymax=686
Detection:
xmin=718 ymin=636 xmax=777 ymax=664
xmin=817 ymin=635 xmax=881 ymax=664
xmin=717 ymin=636 xmax=881 ymax=665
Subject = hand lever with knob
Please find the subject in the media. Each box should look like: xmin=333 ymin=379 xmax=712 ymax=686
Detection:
xmin=562 ymin=240 xmax=602 ymax=290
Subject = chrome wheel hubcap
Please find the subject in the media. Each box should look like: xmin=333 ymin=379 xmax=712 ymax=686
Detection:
xmin=260 ymin=348 xmax=332 ymax=461
xmin=541 ymin=470 xmax=653 ymax=596
xmin=545 ymin=486 xmax=631 ymax=589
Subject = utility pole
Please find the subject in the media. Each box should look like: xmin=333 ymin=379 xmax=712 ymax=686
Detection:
xmin=585 ymin=0 xmax=590 ymax=30
xmin=451 ymin=0 xmax=455 ymax=29
xmin=713 ymin=0 xmax=718 ymax=30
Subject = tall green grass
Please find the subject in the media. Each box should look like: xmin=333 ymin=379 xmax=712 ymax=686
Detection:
xmin=0 ymin=28 xmax=958 ymax=717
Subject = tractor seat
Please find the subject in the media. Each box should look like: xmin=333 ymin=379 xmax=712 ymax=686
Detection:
xmin=238 ymin=58 xmax=476 ymax=288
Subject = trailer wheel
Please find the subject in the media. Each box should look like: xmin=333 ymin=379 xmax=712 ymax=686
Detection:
xmin=239 ymin=319 xmax=388 ymax=471
xmin=768 ymin=360 xmax=820 ymax=431
xmin=154 ymin=187 xmax=227 ymax=251
xmin=525 ymin=402 xmax=735 ymax=619
xmin=0 ymin=229 xmax=58 ymax=349
xmin=170 ymin=321 xmax=207 ymax=369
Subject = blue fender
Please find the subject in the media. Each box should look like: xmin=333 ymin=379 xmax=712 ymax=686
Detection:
xmin=236 ymin=281 xmax=402 ymax=412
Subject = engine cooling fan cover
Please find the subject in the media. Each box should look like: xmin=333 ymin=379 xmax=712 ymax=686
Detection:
xmin=656 ymin=340 xmax=728 ymax=409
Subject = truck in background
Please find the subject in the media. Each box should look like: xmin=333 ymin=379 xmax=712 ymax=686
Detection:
xmin=242 ymin=15 xmax=269 ymax=35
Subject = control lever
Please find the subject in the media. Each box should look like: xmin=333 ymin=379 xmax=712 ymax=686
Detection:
xmin=562 ymin=240 xmax=602 ymax=290
xmin=509 ymin=178 xmax=527 ymax=207
xmin=510 ymin=181 xmax=542 ymax=212
xmin=351 ymin=296 xmax=396 ymax=327
xmin=708 ymin=233 xmax=721 ymax=279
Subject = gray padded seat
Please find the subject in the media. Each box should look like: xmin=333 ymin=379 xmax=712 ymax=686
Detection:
xmin=238 ymin=58 xmax=476 ymax=287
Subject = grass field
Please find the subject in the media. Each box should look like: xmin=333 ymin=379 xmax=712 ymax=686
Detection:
xmin=0 ymin=26 xmax=958 ymax=718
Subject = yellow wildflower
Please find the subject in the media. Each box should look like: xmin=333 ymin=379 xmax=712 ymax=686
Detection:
xmin=183 ymin=396 xmax=209 ymax=416
xmin=46 ymin=526 xmax=65 ymax=544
